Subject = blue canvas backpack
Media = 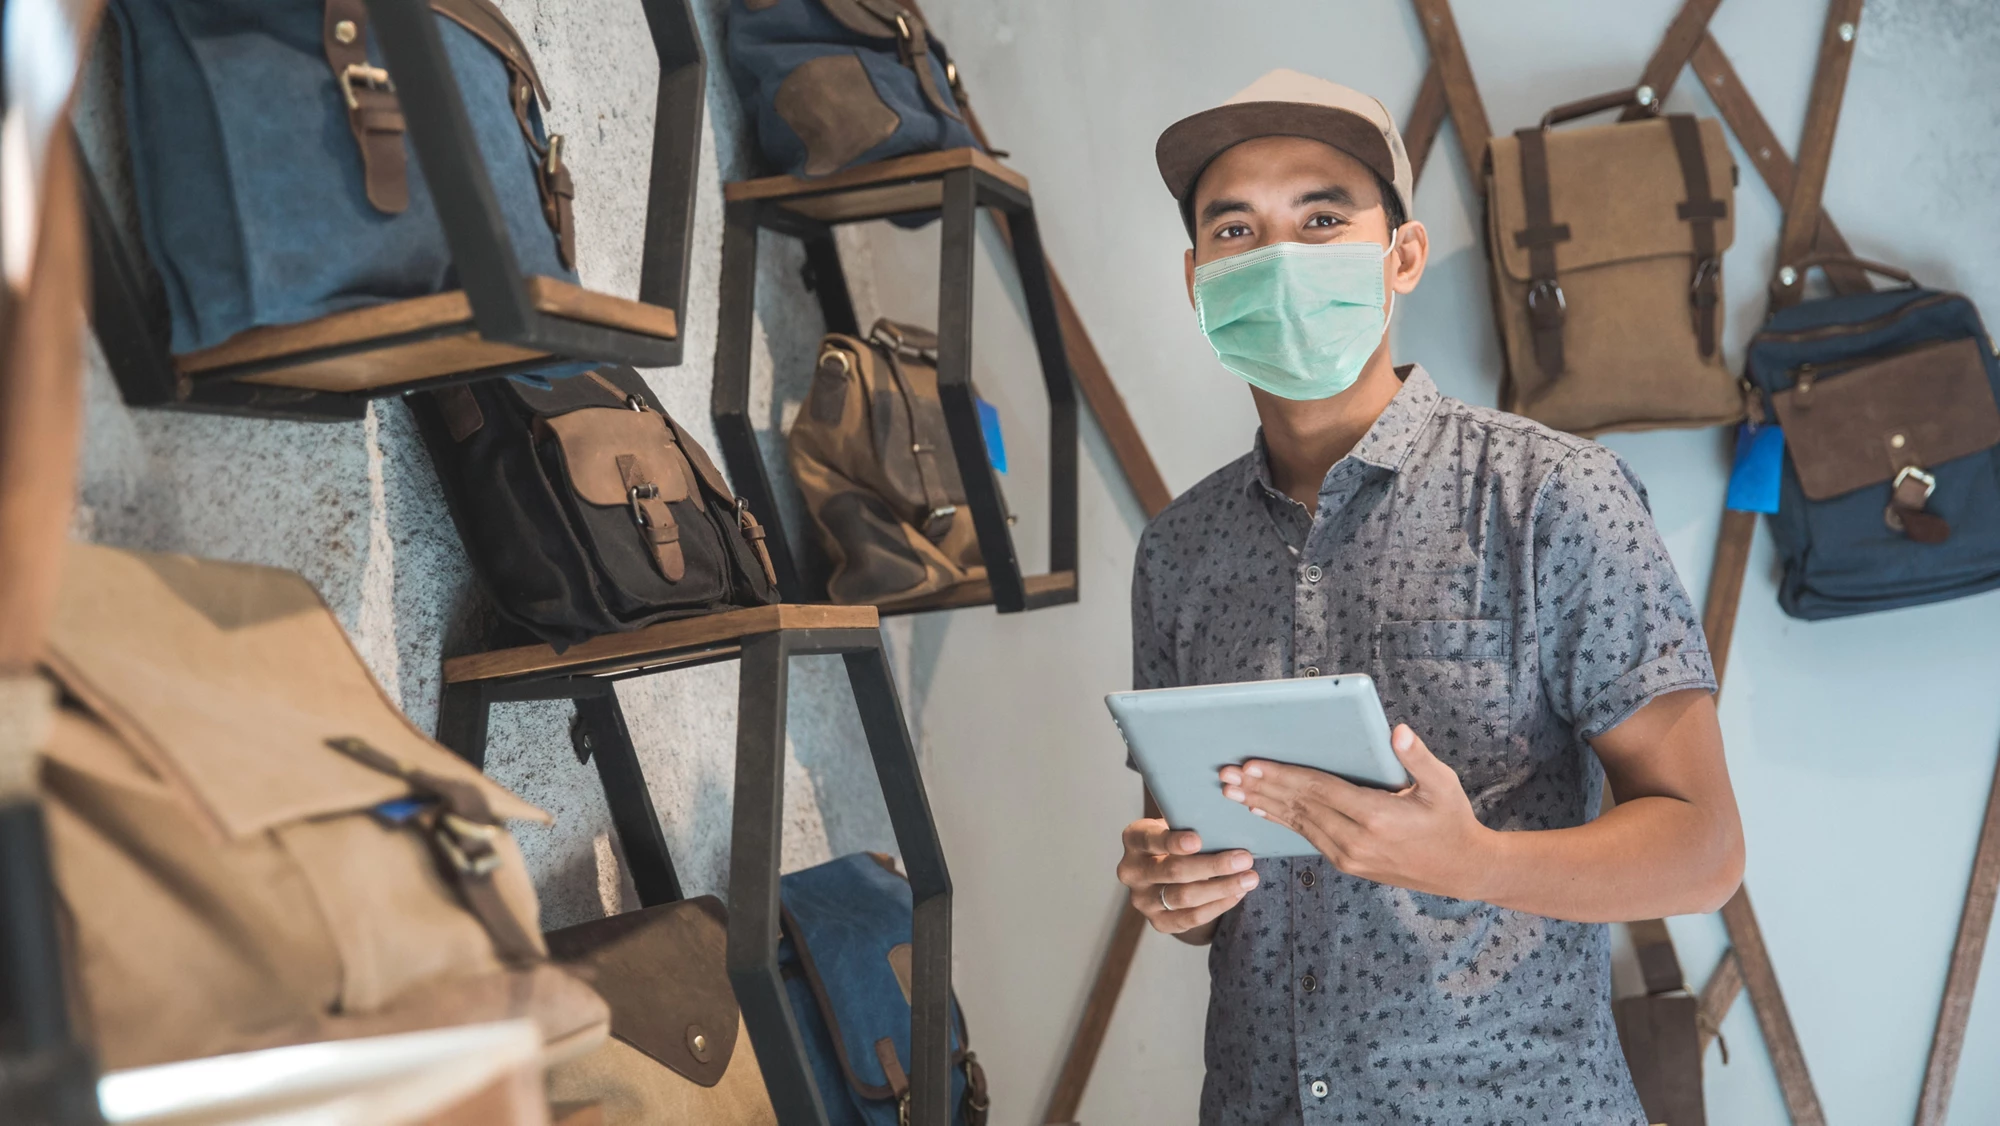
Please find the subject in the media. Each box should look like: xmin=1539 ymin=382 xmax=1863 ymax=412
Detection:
xmin=726 ymin=0 xmax=980 ymax=179
xmin=106 ymin=0 xmax=578 ymax=356
xmin=1743 ymin=255 xmax=2000 ymax=619
xmin=779 ymin=852 xmax=987 ymax=1125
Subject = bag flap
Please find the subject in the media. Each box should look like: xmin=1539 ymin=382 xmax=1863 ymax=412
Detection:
xmin=1772 ymin=337 xmax=2000 ymax=501
xmin=43 ymin=543 xmax=545 ymax=841
xmin=779 ymin=853 xmax=962 ymax=1101
xmin=541 ymin=408 xmax=697 ymax=509
xmin=816 ymin=0 xmax=907 ymax=39
xmin=545 ymin=896 xmax=739 ymax=1087
xmin=1487 ymin=115 xmax=1734 ymax=282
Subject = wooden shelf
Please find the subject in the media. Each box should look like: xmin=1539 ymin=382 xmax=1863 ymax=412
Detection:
xmin=877 ymin=570 xmax=1078 ymax=616
xmin=724 ymin=148 xmax=1030 ymax=224
xmin=444 ymin=603 xmax=879 ymax=685
xmin=176 ymin=277 xmax=678 ymax=393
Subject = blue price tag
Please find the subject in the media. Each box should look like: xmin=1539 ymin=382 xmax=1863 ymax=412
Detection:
xmin=976 ymin=397 xmax=1008 ymax=474
xmin=1725 ymin=422 xmax=1784 ymax=514
xmin=371 ymin=797 xmax=430 ymax=826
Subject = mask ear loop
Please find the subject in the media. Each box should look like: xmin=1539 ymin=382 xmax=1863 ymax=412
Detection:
xmin=1381 ymin=225 xmax=1402 ymax=326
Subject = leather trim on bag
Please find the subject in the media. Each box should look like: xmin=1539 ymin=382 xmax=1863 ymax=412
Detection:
xmin=777 ymin=55 xmax=904 ymax=177
xmin=1667 ymin=114 xmax=1726 ymax=358
xmin=323 ymin=0 xmax=409 ymax=213
xmin=1511 ymin=127 xmax=1568 ymax=378
xmin=1769 ymin=337 xmax=1999 ymax=501
xmin=435 ymin=385 xmax=486 ymax=442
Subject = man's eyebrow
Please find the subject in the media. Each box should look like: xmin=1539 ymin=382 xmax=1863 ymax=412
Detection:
xmin=1197 ymin=197 xmax=1253 ymax=226
xmin=1296 ymin=185 xmax=1359 ymax=209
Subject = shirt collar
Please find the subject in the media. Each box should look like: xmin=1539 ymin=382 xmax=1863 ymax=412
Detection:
xmin=1244 ymin=364 xmax=1443 ymax=500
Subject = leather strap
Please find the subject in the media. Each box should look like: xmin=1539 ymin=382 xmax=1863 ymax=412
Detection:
xmin=854 ymin=0 xmax=962 ymax=121
xmin=324 ymin=737 xmax=544 ymax=967
xmin=1770 ymin=0 xmax=1865 ymax=311
xmin=1403 ymin=65 xmax=1449 ymax=186
xmin=1629 ymin=918 xmax=1688 ymax=997
xmin=1687 ymin=33 xmax=1872 ymax=298
xmin=323 ymin=0 xmax=409 ymax=213
xmin=1916 ymin=754 xmax=2000 ymax=1125
xmin=875 ymin=1037 xmax=910 ymax=1098
xmin=1511 ymin=126 xmax=1569 ymax=379
xmin=1667 ymin=113 xmax=1725 ymax=358
xmin=618 ymin=453 xmax=686 ymax=581
xmin=1619 ymin=0 xmax=1727 ymax=121
xmin=871 ymin=324 xmax=958 ymax=542
xmin=1885 ymin=466 xmax=1949 ymax=545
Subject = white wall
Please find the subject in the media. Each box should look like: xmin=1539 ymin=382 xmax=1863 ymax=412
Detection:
xmin=904 ymin=0 xmax=2000 ymax=1123
xmin=66 ymin=0 xmax=2000 ymax=1124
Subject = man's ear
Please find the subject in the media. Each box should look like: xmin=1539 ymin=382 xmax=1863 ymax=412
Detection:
xmin=1184 ymin=247 xmax=1197 ymax=310
xmin=1389 ymin=220 xmax=1429 ymax=296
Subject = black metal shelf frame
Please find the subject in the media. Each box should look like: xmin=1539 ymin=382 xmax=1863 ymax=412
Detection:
xmin=711 ymin=164 xmax=1080 ymax=614
xmin=436 ymin=623 xmax=955 ymax=1126
xmin=80 ymin=0 xmax=708 ymax=422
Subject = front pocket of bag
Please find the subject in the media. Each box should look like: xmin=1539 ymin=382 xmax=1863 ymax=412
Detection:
xmin=775 ymin=53 xmax=903 ymax=176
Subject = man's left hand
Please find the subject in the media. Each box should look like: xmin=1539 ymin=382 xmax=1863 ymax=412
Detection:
xmin=1223 ymin=723 xmax=1496 ymax=900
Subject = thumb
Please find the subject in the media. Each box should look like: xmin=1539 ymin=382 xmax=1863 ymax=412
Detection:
xmin=1390 ymin=724 xmax=1451 ymax=786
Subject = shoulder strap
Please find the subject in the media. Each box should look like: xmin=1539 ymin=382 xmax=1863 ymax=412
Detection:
xmin=1770 ymin=0 xmax=1865 ymax=311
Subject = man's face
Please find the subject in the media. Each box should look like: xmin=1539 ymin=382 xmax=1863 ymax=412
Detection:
xmin=1182 ymin=135 xmax=1425 ymax=309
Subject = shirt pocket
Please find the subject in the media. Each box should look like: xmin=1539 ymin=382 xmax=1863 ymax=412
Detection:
xmin=1373 ymin=619 xmax=1514 ymax=788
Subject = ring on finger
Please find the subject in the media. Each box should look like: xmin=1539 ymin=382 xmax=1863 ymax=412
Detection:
xmin=1159 ymin=885 xmax=1172 ymax=912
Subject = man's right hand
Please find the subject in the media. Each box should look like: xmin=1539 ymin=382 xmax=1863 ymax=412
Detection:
xmin=1117 ymin=818 xmax=1259 ymax=942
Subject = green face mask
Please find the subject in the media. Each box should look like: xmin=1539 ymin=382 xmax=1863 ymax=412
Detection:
xmin=1192 ymin=232 xmax=1398 ymax=400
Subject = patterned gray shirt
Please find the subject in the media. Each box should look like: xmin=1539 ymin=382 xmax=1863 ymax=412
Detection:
xmin=1132 ymin=365 xmax=1716 ymax=1125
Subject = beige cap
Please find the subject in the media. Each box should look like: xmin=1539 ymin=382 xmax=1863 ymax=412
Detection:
xmin=1156 ymin=69 xmax=1414 ymax=223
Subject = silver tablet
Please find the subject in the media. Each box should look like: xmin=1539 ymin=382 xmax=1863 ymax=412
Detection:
xmin=1105 ymin=675 xmax=1410 ymax=857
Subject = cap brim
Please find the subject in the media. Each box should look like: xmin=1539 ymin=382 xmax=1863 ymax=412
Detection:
xmin=1156 ymin=101 xmax=1397 ymax=205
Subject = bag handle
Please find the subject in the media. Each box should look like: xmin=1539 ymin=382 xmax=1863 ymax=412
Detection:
xmin=1539 ymin=86 xmax=1661 ymax=131
xmin=1786 ymin=251 xmax=1916 ymax=289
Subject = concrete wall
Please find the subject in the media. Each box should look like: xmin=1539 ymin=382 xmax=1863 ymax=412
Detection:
xmin=66 ymin=0 xmax=2000 ymax=1124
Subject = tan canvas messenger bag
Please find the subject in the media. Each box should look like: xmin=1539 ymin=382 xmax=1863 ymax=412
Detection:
xmin=788 ymin=318 xmax=985 ymax=606
xmin=1485 ymin=87 xmax=1742 ymax=436
xmin=36 ymin=542 xmax=608 ymax=1071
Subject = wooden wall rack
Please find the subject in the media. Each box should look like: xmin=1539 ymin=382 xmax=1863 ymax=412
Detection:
xmin=435 ymin=604 xmax=958 ymax=1126
xmin=712 ymin=149 xmax=1079 ymax=615
xmin=81 ymin=0 xmax=706 ymax=423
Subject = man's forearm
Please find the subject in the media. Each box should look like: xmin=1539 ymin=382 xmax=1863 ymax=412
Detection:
xmin=1470 ymin=795 xmax=1743 ymax=923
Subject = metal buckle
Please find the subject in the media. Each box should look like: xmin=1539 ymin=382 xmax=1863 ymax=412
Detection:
xmin=1526 ymin=278 xmax=1566 ymax=328
xmin=436 ymin=812 xmax=502 ymax=877
xmin=338 ymin=64 xmax=394 ymax=111
xmin=628 ymin=482 xmax=660 ymax=528
xmin=544 ymin=133 xmax=565 ymax=176
xmin=921 ymin=504 xmax=957 ymax=540
xmin=1690 ymin=257 xmax=1721 ymax=303
xmin=1895 ymin=465 xmax=1938 ymax=502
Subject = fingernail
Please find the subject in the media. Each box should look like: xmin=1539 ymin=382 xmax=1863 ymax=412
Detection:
xmin=1239 ymin=872 xmax=1259 ymax=890
xmin=1223 ymin=786 xmax=1245 ymax=803
xmin=1250 ymin=807 xmax=1268 ymax=818
xmin=1245 ymin=764 xmax=1264 ymax=778
xmin=1393 ymin=725 xmax=1413 ymax=751
xmin=1230 ymin=852 xmax=1252 ymax=871
xmin=1219 ymin=766 xmax=1241 ymax=784
xmin=1177 ymin=833 xmax=1200 ymax=852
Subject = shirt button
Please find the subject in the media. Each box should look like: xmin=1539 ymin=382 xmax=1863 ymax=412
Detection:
xmin=1299 ymin=867 xmax=1316 ymax=888
xmin=1301 ymin=665 xmax=1320 ymax=677
xmin=1304 ymin=563 xmax=1323 ymax=583
xmin=1301 ymin=973 xmax=1319 ymax=993
xmin=1310 ymin=1079 xmax=1330 ymax=1098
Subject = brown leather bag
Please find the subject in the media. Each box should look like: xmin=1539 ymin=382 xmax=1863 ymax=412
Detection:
xmin=546 ymin=897 xmax=777 ymax=1124
xmin=1485 ymin=88 xmax=1741 ymax=436
xmin=37 ymin=542 xmax=609 ymax=1071
xmin=788 ymin=319 xmax=985 ymax=605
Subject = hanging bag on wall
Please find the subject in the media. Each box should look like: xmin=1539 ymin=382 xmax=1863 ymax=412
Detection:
xmin=779 ymin=853 xmax=988 ymax=1125
xmin=545 ymin=897 xmax=779 ymax=1125
xmin=1742 ymin=256 xmax=2000 ymax=618
xmin=787 ymin=320 xmax=986 ymax=606
xmin=411 ymin=366 xmax=781 ymax=649
xmin=36 ymin=542 xmax=610 ymax=1071
xmin=1484 ymin=88 xmax=1742 ymax=436
xmin=105 ymin=0 xmax=579 ymax=357
xmin=725 ymin=0 xmax=981 ymax=178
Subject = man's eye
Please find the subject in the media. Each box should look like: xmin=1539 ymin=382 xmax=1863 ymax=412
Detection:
xmin=1217 ymin=223 xmax=1252 ymax=239
xmin=1306 ymin=214 xmax=1343 ymax=229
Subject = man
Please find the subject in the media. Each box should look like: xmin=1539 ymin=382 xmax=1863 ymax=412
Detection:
xmin=1115 ymin=70 xmax=1745 ymax=1124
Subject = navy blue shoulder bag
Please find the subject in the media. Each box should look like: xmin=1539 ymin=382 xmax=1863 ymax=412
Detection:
xmin=726 ymin=0 xmax=980 ymax=178
xmin=1743 ymin=254 xmax=2000 ymax=619
xmin=107 ymin=0 xmax=578 ymax=356
xmin=779 ymin=852 xmax=987 ymax=1125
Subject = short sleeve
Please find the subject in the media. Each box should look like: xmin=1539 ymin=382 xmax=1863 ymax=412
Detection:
xmin=1530 ymin=445 xmax=1716 ymax=739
